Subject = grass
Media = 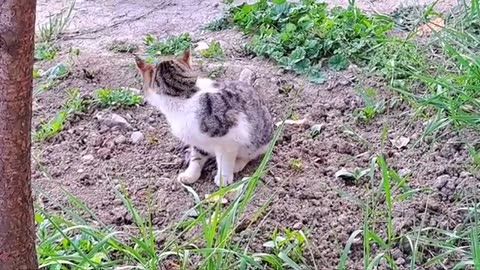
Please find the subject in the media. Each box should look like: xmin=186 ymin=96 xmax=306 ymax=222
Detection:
xmin=199 ymin=41 xmax=225 ymax=59
xmin=34 ymin=89 xmax=86 ymax=141
xmin=37 ymin=0 xmax=75 ymax=43
xmin=93 ymin=87 xmax=143 ymax=108
xmin=353 ymin=88 xmax=385 ymax=123
xmin=144 ymin=33 xmax=192 ymax=58
xmin=108 ymin=40 xmax=139 ymax=53
xmin=35 ymin=43 xmax=58 ymax=61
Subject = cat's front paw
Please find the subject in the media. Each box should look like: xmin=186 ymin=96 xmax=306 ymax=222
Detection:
xmin=177 ymin=171 xmax=200 ymax=185
xmin=214 ymin=174 xmax=234 ymax=187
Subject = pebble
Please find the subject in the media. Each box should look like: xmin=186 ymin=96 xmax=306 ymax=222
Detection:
xmin=395 ymin=257 xmax=406 ymax=265
xmin=398 ymin=168 xmax=412 ymax=178
xmin=130 ymin=131 xmax=145 ymax=144
xmin=114 ymin=135 xmax=127 ymax=145
xmin=434 ymin=175 xmax=450 ymax=190
xmin=293 ymin=222 xmax=303 ymax=230
xmin=95 ymin=112 xmax=132 ymax=130
xmin=82 ymin=154 xmax=94 ymax=161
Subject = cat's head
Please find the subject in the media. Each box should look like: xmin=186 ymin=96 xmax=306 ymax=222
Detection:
xmin=135 ymin=48 xmax=197 ymax=97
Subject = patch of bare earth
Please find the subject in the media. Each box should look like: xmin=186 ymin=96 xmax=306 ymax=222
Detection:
xmin=33 ymin=0 xmax=475 ymax=269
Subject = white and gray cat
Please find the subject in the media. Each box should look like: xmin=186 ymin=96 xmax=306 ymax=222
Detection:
xmin=135 ymin=49 xmax=273 ymax=186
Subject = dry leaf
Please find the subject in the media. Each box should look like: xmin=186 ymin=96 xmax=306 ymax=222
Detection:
xmin=390 ymin=136 xmax=410 ymax=149
xmin=417 ymin=17 xmax=445 ymax=36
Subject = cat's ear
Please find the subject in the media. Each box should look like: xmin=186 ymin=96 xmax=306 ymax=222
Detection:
xmin=134 ymin=54 xmax=148 ymax=72
xmin=179 ymin=48 xmax=192 ymax=68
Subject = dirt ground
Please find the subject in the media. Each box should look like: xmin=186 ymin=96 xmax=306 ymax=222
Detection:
xmin=33 ymin=0 xmax=478 ymax=269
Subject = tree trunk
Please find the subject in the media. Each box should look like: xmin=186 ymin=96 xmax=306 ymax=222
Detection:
xmin=0 ymin=0 xmax=38 ymax=269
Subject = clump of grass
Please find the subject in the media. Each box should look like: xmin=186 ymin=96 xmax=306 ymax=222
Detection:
xmin=37 ymin=0 xmax=75 ymax=42
xmin=230 ymin=0 xmax=393 ymax=83
xmin=93 ymin=88 xmax=143 ymax=108
xmin=353 ymin=88 xmax=385 ymax=123
xmin=203 ymin=15 xmax=232 ymax=31
xmin=34 ymin=89 xmax=87 ymax=141
xmin=108 ymin=40 xmax=138 ymax=53
xmin=144 ymin=33 xmax=192 ymax=57
xmin=289 ymin=158 xmax=303 ymax=171
xmin=338 ymin=155 xmax=419 ymax=269
xmin=34 ymin=43 xmax=58 ymax=61
xmin=199 ymin=41 xmax=225 ymax=59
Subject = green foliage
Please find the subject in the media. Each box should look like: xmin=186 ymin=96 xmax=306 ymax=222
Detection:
xmin=108 ymin=40 xmax=138 ymax=53
xmin=230 ymin=0 xmax=393 ymax=83
xmin=35 ymin=43 xmax=58 ymax=61
xmin=144 ymin=33 xmax=192 ymax=57
xmin=199 ymin=41 xmax=225 ymax=59
xmin=93 ymin=88 xmax=143 ymax=108
xmin=353 ymin=88 xmax=385 ymax=122
xmin=34 ymin=89 xmax=87 ymax=141
xmin=338 ymin=155 xmax=418 ymax=270
xmin=263 ymin=228 xmax=308 ymax=267
xmin=37 ymin=0 xmax=75 ymax=42
xmin=204 ymin=15 xmax=232 ymax=31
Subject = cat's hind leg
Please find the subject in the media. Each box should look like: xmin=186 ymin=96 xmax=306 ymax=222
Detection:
xmin=177 ymin=146 xmax=209 ymax=184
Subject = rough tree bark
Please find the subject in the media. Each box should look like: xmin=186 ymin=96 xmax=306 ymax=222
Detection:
xmin=0 ymin=0 xmax=38 ymax=269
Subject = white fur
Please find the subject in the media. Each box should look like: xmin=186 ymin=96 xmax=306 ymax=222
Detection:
xmin=145 ymin=78 xmax=264 ymax=186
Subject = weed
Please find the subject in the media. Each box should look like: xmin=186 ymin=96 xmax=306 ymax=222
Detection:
xmin=339 ymin=155 xmax=419 ymax=270
xmin=263 ymin=228 xmax=308 ymax=266
xmin=34 ymin=89 xmax=86 ymax=141
xmin=108 ymin=40 xmax=138 ymax=53
xmin=353 ymin=88 xmax=385 ymax=122
xmin=93 ymin=88 xmax=143 ymax=108
xmin=207 ymin=65 xmax=226 ymax=79
xmin=37 ymin=0 xmax=75 ymax=42
xmin=289 ymin=158 xmax=303 ymax=172
xmin=33 ymin=68 xmax=41 ymax=79
xmin=34 ymin=43 xmax=58 ymax=61
xmin=199 ymin=41 xmax=225 ymax=59
xmin=203 ymin=15 xmax=232 ymax=31
xmin=144 ymin=33 xmax=192 ymax=57
xmin=230 ymin=0 xmax=393 ymax=83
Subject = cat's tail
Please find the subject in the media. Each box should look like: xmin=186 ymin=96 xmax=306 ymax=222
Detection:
xmin=239 ymin=68 xmax=255 ymax=86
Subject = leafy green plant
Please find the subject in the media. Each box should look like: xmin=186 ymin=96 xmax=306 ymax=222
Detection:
xmin=289 ymin=158 xmax=303 ymax=171
xmin=144 ymin=33 xmax=192 ymax=57
xmin=199 ymin=41 xmax=225 ymax=59
xmin=35 ymin=43 xmax=58 ymax=61
xmin=93 ymin=88 xmax=143 ymax=108
xmin=34 ymin=89 xmax=86 ymax=141
xmin=353 ymin=88 xmax=385 ymax=122
xmin=230 ymin=0 xmax=393 ymax=83
xmin=263 ymin=228 xmax=308 ymax=267
xmin=37 ymin=0 xmax=75 ymax=42
xmin=203 ymin=15 xmax=232 ymax=31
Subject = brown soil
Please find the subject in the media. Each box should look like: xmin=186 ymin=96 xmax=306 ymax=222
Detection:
xmin=33 ymin=0 xmax=477 ymax=269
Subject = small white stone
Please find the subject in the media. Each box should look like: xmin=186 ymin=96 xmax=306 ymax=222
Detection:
xmin=130 ymin=131 xmax=145 ymax=144
xmin=82 ymin=154 xmax=94 ymax=161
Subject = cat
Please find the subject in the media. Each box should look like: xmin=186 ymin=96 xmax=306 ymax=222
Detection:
xmin=134 ymin=48 xmax=274 ymax=187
